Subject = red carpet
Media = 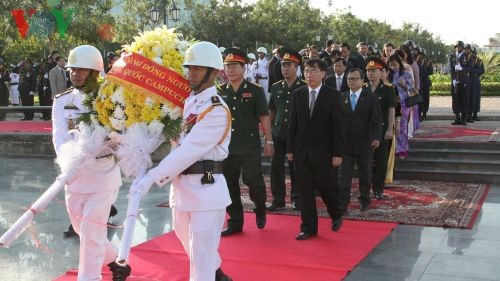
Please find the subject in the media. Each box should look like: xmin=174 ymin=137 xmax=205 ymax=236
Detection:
xmin=242 ymin=178 xmax=489 ymax=229
xmin=0 ymin=121 xmax=52 ymax=133
xmin=414 ymin=125 xmax=495 ymax=142
xmin=55 ymin=213 xmax=396 ymax=281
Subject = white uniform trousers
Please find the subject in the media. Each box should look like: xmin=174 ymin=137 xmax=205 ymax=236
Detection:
xmin=173 ymin=208 xmax=226 ymax=281
xmin=258 ymin=79 xmax=269 ymax=101
xmin=66 ymin=189 xmax=119 ymax=281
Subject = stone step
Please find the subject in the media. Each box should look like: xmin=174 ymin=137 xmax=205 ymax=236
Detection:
xmin=394 ymin=166 xmax=500 ymax=184
xmin=396 ymin=157 xmax=500 ymax=173
xmin=409 ymin=140 xmax=500 ymax=150
xmin=409 ymin=147 xmax=500 ymax=161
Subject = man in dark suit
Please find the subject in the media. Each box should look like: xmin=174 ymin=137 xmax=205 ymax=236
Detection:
xmin=325 ymin=58 xmax=349 ymax=93
xmin=339 ymin=68 xmax=381 ymax=212
xmin=287 ymin=58 xmax=344 ymax=240
xmin=339 ymin=42 xmax=365 ymax=73
xmin=268 ymin=46 xmax=284 ymax=93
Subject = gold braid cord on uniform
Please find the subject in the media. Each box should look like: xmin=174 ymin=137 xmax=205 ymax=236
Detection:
xmin=196 ymin=103 xmax=232 ymax=145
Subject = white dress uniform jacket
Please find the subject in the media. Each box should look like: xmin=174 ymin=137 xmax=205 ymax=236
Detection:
xmin=52 ymin=88 xmax=121 ymax=193
xmin=147 ymin=86 xmax=232 ymax=212
xmin=252 ymin=57 xmax=269 ymax=92
xmin=52 ymin=87 xmax=122 ymax=281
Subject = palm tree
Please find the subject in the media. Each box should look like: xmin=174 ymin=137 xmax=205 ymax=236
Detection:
xmin=477 ymin=49 xmax=500 ymax=76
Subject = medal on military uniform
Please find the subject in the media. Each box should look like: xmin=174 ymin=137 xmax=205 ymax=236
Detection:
xmin=67 ymin=118 xmax=76 ymax=130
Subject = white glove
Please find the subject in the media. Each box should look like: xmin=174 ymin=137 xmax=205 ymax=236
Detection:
xmin=454 ymin=64 xmax=463 ymax=71
xmin=130 ymin=174 xmax=155 ymax=196
xmin=452 ymin=80 xmax=457 ymax=87
xmin=29 ymin=91 xmax=36 ymax=96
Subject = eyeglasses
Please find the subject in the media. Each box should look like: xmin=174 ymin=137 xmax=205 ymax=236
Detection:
xmin=347 ymin=77 xmax=362 ymax=81
xmin=304 ymin=69 xmax=321 ymax=75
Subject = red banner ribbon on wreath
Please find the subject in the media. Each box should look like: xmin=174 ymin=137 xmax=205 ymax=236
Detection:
xmin=11 ymin=9 xmax=36 ymax=38
xmin=107 ymin=53 xmax=191 ymax=108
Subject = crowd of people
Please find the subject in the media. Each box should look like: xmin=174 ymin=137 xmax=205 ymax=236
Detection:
xmin=0 ymin=50 xmax=119 ymax=121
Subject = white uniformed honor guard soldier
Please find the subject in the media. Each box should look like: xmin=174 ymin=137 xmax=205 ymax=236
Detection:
xmin=130 ymin=41 xmax=233 ymax=281
xmin=52 ymin=45 xmax=123 ymax=281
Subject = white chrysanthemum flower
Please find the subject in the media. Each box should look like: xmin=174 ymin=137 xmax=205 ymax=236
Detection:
xmin=111 ymin=87 xmax=125 ymax=105
xmin=110 ymin=117 xmax=125 ymax=131
xmin=152 ymin=46 xmax=162 ymax=57
xmin=168 ymin=106 xmax=183 ymax=120
xmin=114 ymin=106 xmax=125 ymax=119
xmin=152 ymin=56 xmax=163 ymax=65
xmin=137 ymin=49 xmax=144 ymax=55
xmin=145 ymin=97 xmax=155 ymax=107
xmin=176 ymin=41 xmax=190 ymax=52
xmin=160 ymin=104 xmax=169 ymax=118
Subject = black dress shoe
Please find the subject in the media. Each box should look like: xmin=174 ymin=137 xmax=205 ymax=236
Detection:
xmin=374 ymin=191 xmax=384 ymax=200
xmin=292 ymin=200 xmax=301 ymax=211
xmin=295 ymin=232 xmax=316 ymax=240
xmin=332 ymin=217 xmax=343 ymax=232
xmin=216 ymin=267 xmax=233 ymax=281
xmin=266 ymin=201 xmax=285 ymax=211
xmin=108 ymin=261 xmax=131 ymax=281
xmin=63 ymin=224 xmax=78 ymax=238
xmin=360 ymin=202 xmax=370 ymax=212
xmin=473 ymin=115 xmax=481 ymax=121
xmin=256 ymin=213 xmax=266 ymax=229
xmin=221 ymin=226 xmax=242 ymax=237
xmin=451 ymin=119 xmax=466 ymax=125
xmin=466 ymin=117 xmax=474 ymax=123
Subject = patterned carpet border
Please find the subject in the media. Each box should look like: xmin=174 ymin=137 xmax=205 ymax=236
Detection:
xmin=241 ymin=178 xmax=490 ymax=229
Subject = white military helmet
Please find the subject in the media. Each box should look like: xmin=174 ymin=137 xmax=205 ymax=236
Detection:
xmin=66 ymin=45 xmax=104 ymax=72
xmin=257 ymin=47 xmax=267 ymax=55
xmin=247 ymin=53 xmax=256 ymax=60
xmin=183 ymin=41 xmax=224 ymax=70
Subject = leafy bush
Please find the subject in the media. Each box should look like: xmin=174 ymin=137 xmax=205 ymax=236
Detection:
xmin=430 ymin=82 xmax=500 ymax=96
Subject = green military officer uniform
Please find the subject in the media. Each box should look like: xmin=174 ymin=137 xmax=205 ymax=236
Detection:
xmin=269 ymin=78 xmax=306 ymax=207
xmin=364 ymin=80 xmax=397 ymax=195
xmin=219 ymin=49 xmax=269 ymax=232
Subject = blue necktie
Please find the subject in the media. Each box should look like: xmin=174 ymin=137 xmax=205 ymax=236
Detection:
xmin=350 ymin=93 xmax=357 ymax=111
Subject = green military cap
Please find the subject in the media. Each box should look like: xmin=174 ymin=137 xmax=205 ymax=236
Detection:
xmin=280 ymin=47 xmax=302 ymax=65
xmin=224 ymin=47 xmax=248 ymax=65
xmin=365 ymin=57 xmax=387 ymax=70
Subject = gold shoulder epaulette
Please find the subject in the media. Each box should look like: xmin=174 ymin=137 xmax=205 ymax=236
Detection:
xmin=273 ymin=80 xmax=283 ymax=86
xmin=384 ymin=82 xmax=393 ymax=87
xmin=55 ymin=87 xmax=73 ymax=98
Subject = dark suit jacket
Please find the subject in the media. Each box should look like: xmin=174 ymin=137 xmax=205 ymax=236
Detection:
xmin=325 ymin=74 xmax=349 ymax=93
xmin=287 ymin=85 xmax=343 ymax=164
xmin=339 ymin=88 xmax=381 ymax=155
xmin=268 ymin=56 xmax=284 ymax=92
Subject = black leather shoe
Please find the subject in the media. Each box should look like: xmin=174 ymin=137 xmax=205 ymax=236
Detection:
xmin=216 ymin=267 xmax=233 ymax=281
xmin=466 ymin=117 xmax=474 ymax=123
xmin=451 ymin=119 xmax=466 ymax=125
xmin=266 ymin=201 xmax=285 ymax=211
xmin=256 ymin=213 xmax=266 ymax=229
xmin=332 ymin=217 xmax=343 ymax=232
xmin=295 ymin=232 xmax=316 ymax=240
xmin=221 ymin=226 xmax=242 ymax=237
xmin=360 ymin=202 xmax=370 ymax=212
xmin=473 ymin=115 xmax=481 ymax=121
xmin=374 ymin=191 xmax=384 ymax=200
xmin=63 ymin=224 xmax=78 ymax=238
xmin=108 ymin=261 xmax=131 ymax=281
xmin=292 ymin=200 xmax=301 ymax=211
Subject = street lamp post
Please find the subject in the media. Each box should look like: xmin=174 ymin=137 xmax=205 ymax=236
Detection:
xmin=150 ymin=0 xmax=180 ymax=27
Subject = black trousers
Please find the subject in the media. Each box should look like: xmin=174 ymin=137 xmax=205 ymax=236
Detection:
xmin=38 ymin=89 xmax=52 ymax=119
xmin=420 ymin=83 xmax=430 ymax=116
xmin=469 ymin=78 xmax=480 ymax=114
xmin=295 ymin=160 xmax=342 ymax=234
xmin=20 ymin=90 xmax=34 ymax=120
xmin=223 ymin=153 xmax=267 ymax=228
xmin=270 ymin=140 xmax=298 ymax=204
xmin=372 ymin=139 xmax=389 ymax=193
xmin=339 ymin=152 xmax=373 ymax=211
xmin=451 ymin=83 xmax=469 ymax=118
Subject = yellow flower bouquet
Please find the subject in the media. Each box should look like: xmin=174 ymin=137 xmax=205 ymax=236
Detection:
xmin=82 ymin=26 xmax=193 ymax=178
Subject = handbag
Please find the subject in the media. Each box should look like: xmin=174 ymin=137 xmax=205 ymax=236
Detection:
xmin=405 ymin=93 xmax=423 ymax=107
